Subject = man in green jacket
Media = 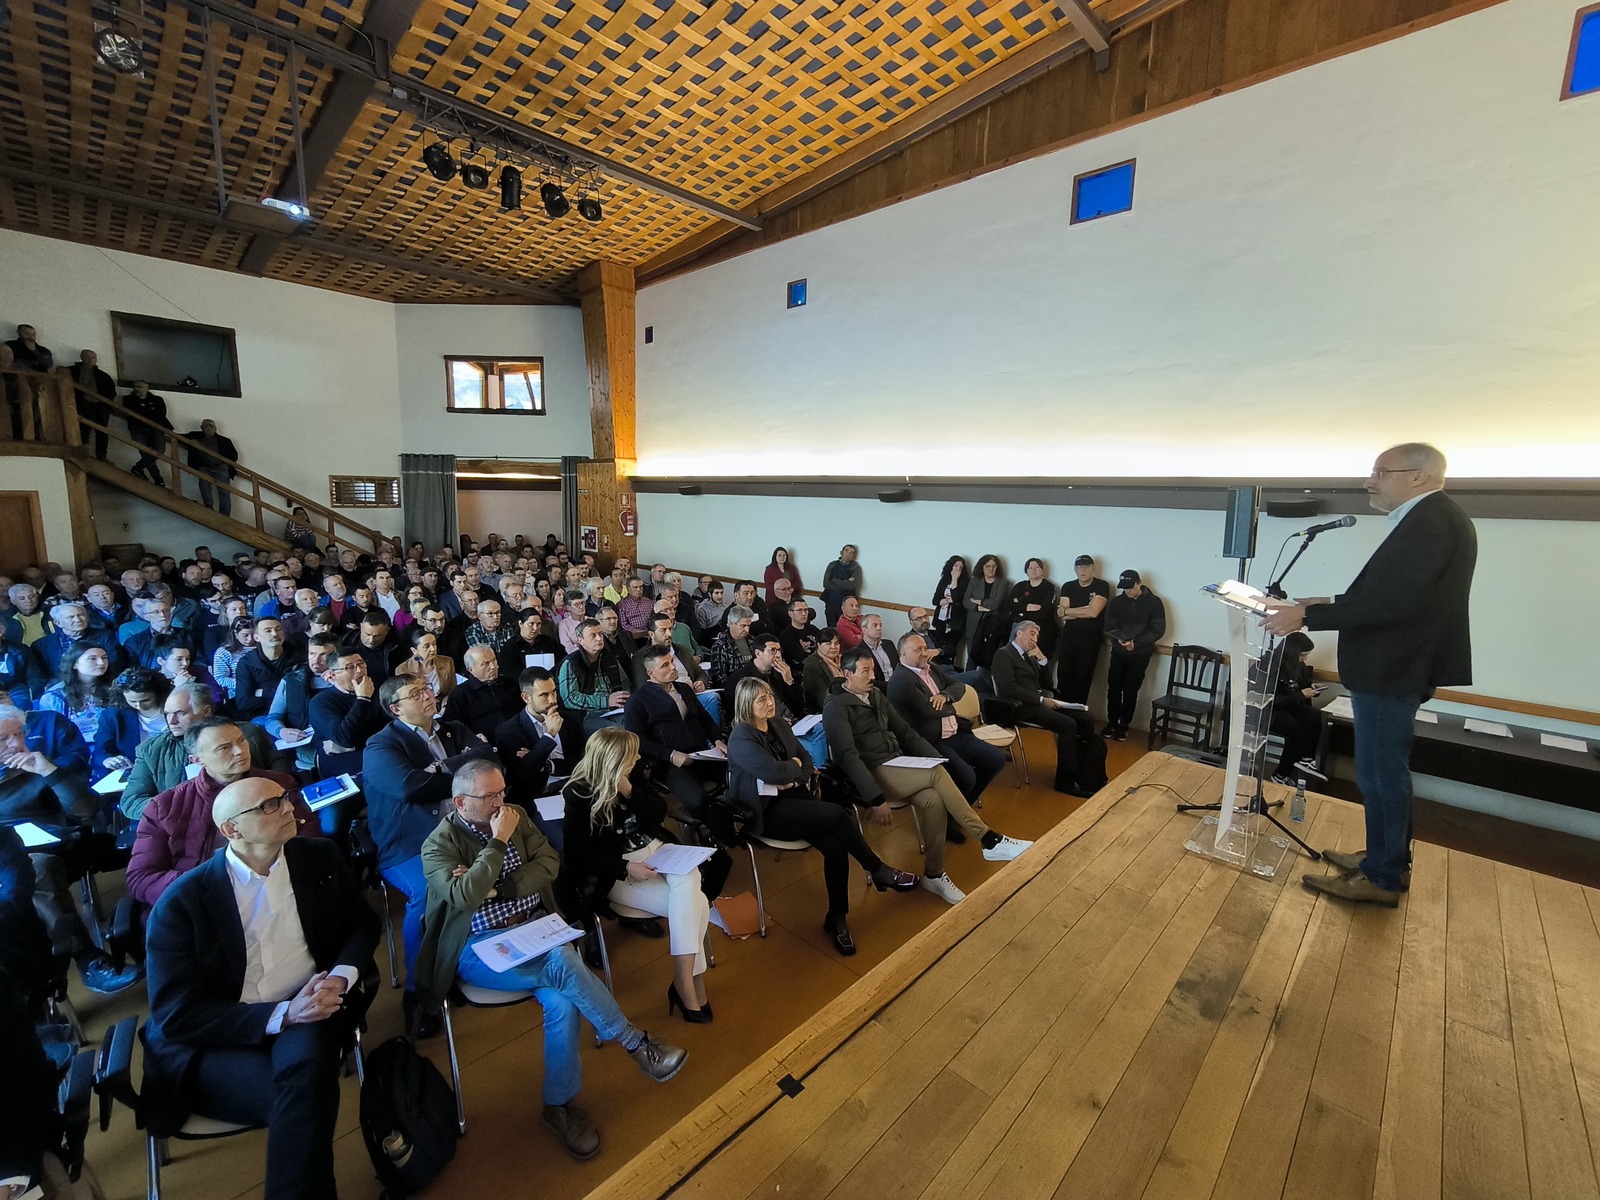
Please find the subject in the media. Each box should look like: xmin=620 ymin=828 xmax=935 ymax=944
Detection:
xmin=119 ymin=681 xmax=282 ymax=821
xmin=414 ymin=760 xmax=686 ymax=1161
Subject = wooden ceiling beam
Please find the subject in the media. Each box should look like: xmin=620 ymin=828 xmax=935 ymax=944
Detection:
xmin=1056 ymin=0 xmax=1113 ymax=56
xmin=237 ymin=0 xmax=428 ymax=277
xmin=0 ymin=164 xmax=574 ymax=304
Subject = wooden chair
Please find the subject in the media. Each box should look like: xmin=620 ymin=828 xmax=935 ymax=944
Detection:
xmin=1147 ymin=645 xmax=1225 ymax=749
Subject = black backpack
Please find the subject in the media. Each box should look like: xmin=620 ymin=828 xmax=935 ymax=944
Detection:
xmin=359 ymin=1036 xmax=459 ymax=1197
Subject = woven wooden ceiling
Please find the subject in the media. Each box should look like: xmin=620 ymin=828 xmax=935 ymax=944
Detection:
xmin=0 ymin=0 xmax=1122 ymax=302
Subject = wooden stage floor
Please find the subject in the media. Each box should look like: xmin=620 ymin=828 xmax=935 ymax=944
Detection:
xmin=592 ymin=752 xmax=1600 ymax=1200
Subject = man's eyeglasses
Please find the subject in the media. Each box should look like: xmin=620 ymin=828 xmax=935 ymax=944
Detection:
xmin=459 ymin=788 xmax=507 ymax=804
xmin=1367 ymin=467 xmax=1416 ymax=478
xmin=395 ymin=689 xmax=432 ymax=705
xmin=234 ymin=792 xmax=289 ymax=819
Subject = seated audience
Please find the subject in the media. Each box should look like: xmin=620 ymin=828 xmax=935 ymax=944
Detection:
xmin=127 ymin=718 xmax=310 ymax=909
xmin=989 ymin=620 xmax=1104 ymax=797
xmin=727 ymin=633 xmax=805 ymax=719
xmin=623 ymin=646 xmax=727 ymax=818
xmin=37 ymin=642 xmax=116 ymax=744
xmin=776 ymin=596 xmax=822 ymax=666
xmin=856 ymin=614 xmax=898 ymax=687
xmin=557 ymin=619 xmax=632 ymax=738
xmin=833 ymin=595 xmax=864 ymax=649
xmin=497 ymin=605 xmax=561 ymax=679
xmin=307 ymin=647 xmax=387 ymax=779
xmin=261 ymin=633 xmax=338 ymax=773
xmin=727 ymin=678 xmax=918 ymax=955
xmin=143 ymin=777 xmax=378 ymax=1199
xmin=494 ymin=667 xmax=575 ymax=842
xmin=443 ymin=645 xmax=519 ymax=737
xmin=763 ymin=547 xmax=803 ymax=605
xmin=416 ymin=759 xmax=687 ymax=1160
xmin=802 ymin=627 xmax=846 ymax=714
xmin=393 ymin=623 xmax=457 ymax=704
xmin=824 ymin=648 xmax=1030 ymax=905
xmin=232 ymin=616 xmax=295 ymax=721
xmin=1271 ymin=631 xmax=1328 ymax=785
xmin=121 ymin=681 xmax=280 ymax=822
xmin=594 ymin=607 xmax=637 ymax=675
xmin=2 ymin=583 xmax=47 ymax=646
xmin=465 ymin=597 xmax=515 ymax=655
xmin=151 ymin=633 xmax=224 ymax=707
xmin=563 ymin=728 xmax=715 ymax=1022
xmin=363 ymin=674 xmax=494 ymax=1027
xmin=121 ymin=597 xmax=198 ymax=668
xmin=32 ymin=601 xmax=118 ymax=688
xmin=694 ymin=581 xmax=729 ymax=634
xmin=887 ymin=632 xmax=1005 ymax=806
xmin=0 ymin=623 xmax=30 ymax=705
xmin=94 ymin=667 xmax=173 ymax=781
xmin=709 ymin=606 xmax=756 ymax=686
xmin=351 ymin=610 xmax=396 ymax=684
xmin=209 ymin=616 xmax=255 ymax=700
xmin=763 ymin=577 xmax=797 ymax=634
xmin=616 ymin=576 xmax=655 ymax=639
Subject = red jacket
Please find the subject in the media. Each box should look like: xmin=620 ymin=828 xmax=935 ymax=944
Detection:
xmin=126 ymin=767 xmax=310 ymax=908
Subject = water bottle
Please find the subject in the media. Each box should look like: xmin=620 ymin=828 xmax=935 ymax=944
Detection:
xmin=1289 ymin=779 xmax=1306 ymax=823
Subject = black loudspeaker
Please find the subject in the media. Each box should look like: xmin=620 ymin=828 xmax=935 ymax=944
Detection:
xmin=877 ymin=488 xmax=912 ymax=504
xmin=1221 ymin=486 xmax=1258 ymax=559
xmin=677 ymin=484 xmax=702 ymax=496
xmin=1265 ymin=499 xmax=1320 ymax=520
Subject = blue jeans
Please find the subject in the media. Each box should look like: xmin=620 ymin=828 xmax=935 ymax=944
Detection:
xmin=694 ymin=689 xmax=721 ymax=726
xmin=1350 ymin=691 xmax=1423 ymax=891
xmin=197 ymin=467 xmax=232 ymax=516
xmin=381 ymin=856 xmax=427 ymax=989
xmin=798 ymin=723 xmax=829 ymax=767
xmin=455 ymin=937 xmax=639 ymax=1106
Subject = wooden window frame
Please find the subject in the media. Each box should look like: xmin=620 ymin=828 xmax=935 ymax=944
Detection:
xmin=1070 ymin=158 xmax=1137 ymax=225
xmin=109 ymin=310 xmax=244 ymax=398
xmin=1561 ymin=2 xmax=1600 ymax=100
xmin=444 ymin=355 xmax=547 ymax=416
xmin=329 ymin=475 xmax=401 ymax=508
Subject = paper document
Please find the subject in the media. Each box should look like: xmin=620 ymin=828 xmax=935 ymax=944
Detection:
xmin=882 ymin=755 xmax=945 ymax=769
xmin=524 ymin=653 xmax=556 ymax=670
xmin=92 ymin=768 xmax=129 ymax=795
xmin=644 ymin=843 xmax=718 ymax=875
xmin=757 ymin=781 xmax=779 ymax=797
xmin=791 ymin=714 xmax=823 ymax=735
xmin=690 ymin=746 xmax=727 ymax=761
xmin=1054 ymin=701 xmax=1088 ymax=711
xmin=1541 ymin=732 xmax=1589 ymax=752
xmin=13 ymin=821 xmax=60 ymax=848
xmin=275 ymin=730 xmax=314 ymax=750
xmin=1324 ymin=696 xmax=1355 ymax=720
xmin=469 ymin=913 xmax=583 ymax=973
xmin=602 ymin=706 xmax=626 ymax=717
xmin=533 ymin=793 xmax=566 ymax=823
xmin=1463 ymin=718 xmax=1512 ymax=738
xmin=1415 ymin=710 xmax=1439 ymax=724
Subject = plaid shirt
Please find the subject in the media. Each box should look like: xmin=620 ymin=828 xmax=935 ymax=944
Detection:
xmin=615 ymin=595 xmax=655 ymax=633
xmin=454 ymin=813 xmax=547 ymax=934
xmin=465 ymin=622 xmax=515 ymax=652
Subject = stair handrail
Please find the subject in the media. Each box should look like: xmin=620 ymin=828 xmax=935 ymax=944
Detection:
xmin=3 ymin=366 xmax=396 ymax=554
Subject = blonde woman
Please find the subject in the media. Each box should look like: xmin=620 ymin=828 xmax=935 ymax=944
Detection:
xmin=561 ymin=728 xmax=714 ymax=1023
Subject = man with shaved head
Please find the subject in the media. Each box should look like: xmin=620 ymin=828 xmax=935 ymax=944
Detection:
xmin=143 ymin=774 xmax=378 ymax=1199
xmin=1266 ymin=442 xmax=1476 ymax=907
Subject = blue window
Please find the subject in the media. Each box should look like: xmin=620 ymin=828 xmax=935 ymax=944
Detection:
xmin=1565 ymin=5 xmax=1600 ymax=99
xmin=1071 ymin=159 xmax=1136 ymax=224
xmin=787 ymin=278 xmax=807 ymax=308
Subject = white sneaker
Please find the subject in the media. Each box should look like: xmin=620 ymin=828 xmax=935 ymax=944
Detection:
xmin=921 ymin=873 xmax=966 ymax=905
xmin=1293 ymin=759 xmax=1328 ymax=781
xmin=981 ymin=835 xmax=1031 ymax=862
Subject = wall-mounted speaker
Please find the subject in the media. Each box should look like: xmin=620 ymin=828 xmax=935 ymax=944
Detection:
xmin=678 ymin=484 xmax=703 ymax=496
xmin=1221 ymin=485 xmax=1258 ymax=559
xmin=877 ymin=488 xmax=912 ymax=504
xmin=1265 ymin=499 xmax=1321 ymax=520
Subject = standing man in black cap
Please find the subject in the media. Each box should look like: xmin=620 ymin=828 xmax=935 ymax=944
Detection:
xmin=1103 ymin=570 xmax=1165 ymax=740
xmin=1053 ymin=555 xmax=1111 ymax=706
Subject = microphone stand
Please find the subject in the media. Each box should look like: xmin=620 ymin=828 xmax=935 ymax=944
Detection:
xmin=1265 ymin=530 xmax=1320 ymax=600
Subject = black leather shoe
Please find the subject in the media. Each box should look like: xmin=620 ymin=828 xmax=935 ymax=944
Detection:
xmin=402 ymin=991 xmax=442 ymax=1040
xmin=80 ymin=955 xmax=142 ymax=995
xmin=823 ymin=913 xmax=857 ymax=957
xmin=945 ymin=818 xmax=967 ymax=844
xmin=618 ymin=915 xmax=666 ymax=938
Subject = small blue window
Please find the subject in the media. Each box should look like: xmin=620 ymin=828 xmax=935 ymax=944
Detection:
xmin=1072 ymin=159 xmax=1136 ymax=224
xmin=787 ymin=278 xmax=807 ymax=308
xmin=1565 ymin=6 xmax=1600 ymax=99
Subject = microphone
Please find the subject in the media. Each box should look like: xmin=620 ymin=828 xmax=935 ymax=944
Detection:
xmin=1291 ymin=515 xmax=1356 ymax=537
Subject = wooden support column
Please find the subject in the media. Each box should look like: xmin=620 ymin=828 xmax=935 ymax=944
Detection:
xmin=577 ymin=260 xmax=638 ymax=568
xmin=61 ymin=462 xmax=101 ymax=569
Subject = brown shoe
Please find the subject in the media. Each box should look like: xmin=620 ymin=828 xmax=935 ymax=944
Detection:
xmin=1320 ymin=848 xmax=1410 ymax=891
xmin=1301 ymin=871 xmax=1400 ymax=907
xmin=542 ymin=1102 xmax=601 ymax=1160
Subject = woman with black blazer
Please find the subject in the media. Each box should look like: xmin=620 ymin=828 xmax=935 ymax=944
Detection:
xmin=562 ymin=727 xmax=714 ymax=1022
xmin=801 ymin=627 xmax=845 ymax=714
xmin=930 ymin=555 xmax=970 ymax=666
xmin=726 ymin=677 xmax=918 ymax=957
xmin=962 ymin=554 xmax=1009 ymax=669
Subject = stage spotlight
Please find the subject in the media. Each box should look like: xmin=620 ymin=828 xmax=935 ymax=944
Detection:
xmin=460 ymin=161 xmax=490 ymax=190
xmin=540 ymin=181 xmax=570 ymax=218
xmin=576 ymin=195 xmax=602 ymax=222
xmin=498 ymin=166 xmax=523 ymax=212
xmin=421 ymin=142 xmax=457 ymax=182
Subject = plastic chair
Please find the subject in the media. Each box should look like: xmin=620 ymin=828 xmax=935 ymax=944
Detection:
xmin=348 ymin=819 xmax=401 ymax=989
xmin=439 ymin=981 xmax=537 ymax=1135
xmin=743 ymin=834 xmax=813 ymax=938
xmin=979 ymin=694 xmax=1031 ymax=786
xmin=1147 ymin=645 xmax=1225 ymax=749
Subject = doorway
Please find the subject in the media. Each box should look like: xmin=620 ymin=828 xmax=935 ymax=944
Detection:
xmin=0 ymin=490 xmax=47 ymax=573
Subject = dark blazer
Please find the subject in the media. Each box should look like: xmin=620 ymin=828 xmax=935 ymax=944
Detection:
xmin=989 ymin=642 xmax=1051 ymax=707
xmin=886 ymin=661 xmax=968 ymax=746
xmin=361 ymin=718 xmax=493 ymax=868
xmin=857 ymin=639 xmax=899 ymax=689
xmin=1304 ymin=492 xmax=1476 ymax=695
xmin=726 ymin=720 xmax=813 ymax=836
xmin=622 ymin=681 xmax=719 ymax=762
xmin=441 ymin=677 xmax=519 ymax=738
xmin=560 ymin=777 xmax=674 ymax=912
xmin=493 ymin=709 xmax=577 ymax=797
xmin=308 ymin=687 xmax=388 ymax=777
xmin=822 ymin=687 xmax=940 ymax=806
xmin=143 ymin=839 xmax=379 ymax=1133
xmin=628 ymin=645 xmax=708 ymax=690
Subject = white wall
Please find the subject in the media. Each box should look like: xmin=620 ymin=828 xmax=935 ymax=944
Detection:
xmin=86 ymin=480 xmax=254 ymax=563
xmin=0 ymin=228 xmax=406 ymax=540
xmin=636 ymin=489 xmax=1600 ymax=710
xmin=5 ymin=458 xmax=78 ymax=568
xmin=456 ymin=486 xmax=564 ymax=545
xmin=635 ymin=0 xmax=1600 ymax=479
xmin=393 ymin=304 xmax=592 ymax=460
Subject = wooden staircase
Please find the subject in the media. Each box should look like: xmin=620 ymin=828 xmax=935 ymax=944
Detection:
xmin=3 ymin=366 xmax=396 ymax=556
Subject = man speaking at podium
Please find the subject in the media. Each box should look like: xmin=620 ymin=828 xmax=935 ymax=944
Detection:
xmin=1264 ymin=443 xmax=1476 ymax=907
